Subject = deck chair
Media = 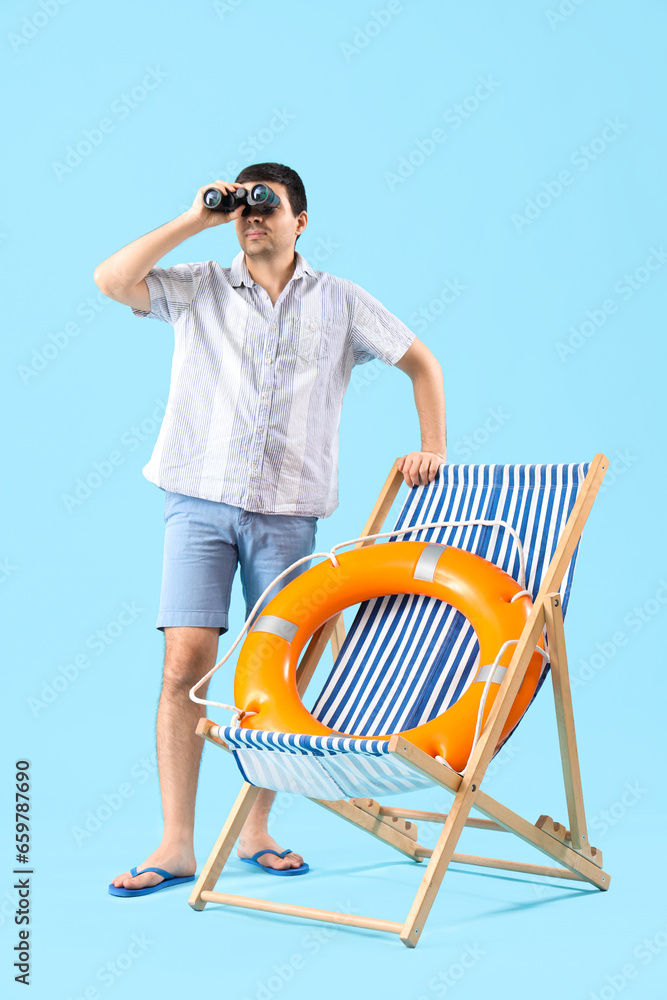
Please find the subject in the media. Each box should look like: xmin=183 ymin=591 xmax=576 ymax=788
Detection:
xmin=189 ymin=454 xmax=610 ymax=948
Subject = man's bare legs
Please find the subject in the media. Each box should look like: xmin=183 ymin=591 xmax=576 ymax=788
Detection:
xmin=110 ymin=626 xmax=303 ymax=892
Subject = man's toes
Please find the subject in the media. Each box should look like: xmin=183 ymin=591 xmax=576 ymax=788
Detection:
xmin=120 ymin=872 xmax=161 ymax=890
xmin=266 ymin=857 xmax=291 ymax=870
xmin=131 ymin=875 xmax=158 ymax=889
xmin=263 ymin=853 xmax=302 ymax=869
xmin=112 ymin=872 xmax=133 ymax=887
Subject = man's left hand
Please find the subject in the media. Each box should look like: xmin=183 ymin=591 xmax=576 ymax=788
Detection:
xmin=396 ymin=451 xmax=446 ymax=488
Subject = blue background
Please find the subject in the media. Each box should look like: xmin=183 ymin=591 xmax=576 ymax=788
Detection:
xmin=2 ymin=0 xmax=666 ymax=996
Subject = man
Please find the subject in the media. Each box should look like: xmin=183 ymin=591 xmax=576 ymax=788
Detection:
xmin=94 ymin=162 xmax=446 ymax=895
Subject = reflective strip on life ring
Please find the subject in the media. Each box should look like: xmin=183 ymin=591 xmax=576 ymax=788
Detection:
xmin=234 ymin=541 xmax=545 ymax=772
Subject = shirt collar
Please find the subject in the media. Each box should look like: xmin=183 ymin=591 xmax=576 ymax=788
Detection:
xmin=230 ymin=250 xmax=317 ymax=288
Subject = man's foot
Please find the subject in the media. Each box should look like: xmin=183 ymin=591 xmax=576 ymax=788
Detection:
xmin=237 ymin=833 xmax=304 ymax=871
xmin=110 ymin=847 xmax=196 ymax=892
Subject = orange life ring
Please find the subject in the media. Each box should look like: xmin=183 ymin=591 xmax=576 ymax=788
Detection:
xmin=234 ymin=541 xmax=545 ymax=772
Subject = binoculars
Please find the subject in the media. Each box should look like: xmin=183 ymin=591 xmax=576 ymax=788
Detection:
xmin=202 ymin=183 xmax=280 ymax=214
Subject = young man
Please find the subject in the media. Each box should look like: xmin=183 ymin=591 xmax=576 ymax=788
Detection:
xmin=94 ymin=162 xmax=446 ymax=895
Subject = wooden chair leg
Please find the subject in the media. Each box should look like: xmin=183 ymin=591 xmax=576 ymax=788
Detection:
xmin=399 ymin=780 xmax=477 ymax=948
xmin=545 ymin=592 xmax=589 ymax=850
xmin=188 ymin=782 xmax=261 ymax=910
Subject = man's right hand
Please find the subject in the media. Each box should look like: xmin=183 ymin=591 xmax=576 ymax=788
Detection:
xmin=186 ymin=181 xmax=247 ymax=230
xmin=94 ymin=182 xmax=247 ymax=310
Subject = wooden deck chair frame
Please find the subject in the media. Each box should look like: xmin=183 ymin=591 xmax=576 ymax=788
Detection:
xmin=188 ymin=453 xmax=610 ymax=948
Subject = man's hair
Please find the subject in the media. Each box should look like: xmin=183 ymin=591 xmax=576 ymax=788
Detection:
xmin=234 ymin=162 xmax=307 ymax=244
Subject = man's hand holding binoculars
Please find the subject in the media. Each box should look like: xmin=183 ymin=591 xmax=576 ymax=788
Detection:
xmin=186 ymin=181 xmax=247 ymax=231
xmin=93 ymin=180 xmax=280 ymax=309
xmin=186 ymin=180 xmax=281 ymax=231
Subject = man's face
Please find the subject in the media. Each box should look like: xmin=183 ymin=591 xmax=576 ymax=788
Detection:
xmin=234 ymin=180 xmax=307 ymax=259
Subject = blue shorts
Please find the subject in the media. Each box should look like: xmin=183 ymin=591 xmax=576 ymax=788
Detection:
xmin=157 ymin=491 xmax=319 ymax=634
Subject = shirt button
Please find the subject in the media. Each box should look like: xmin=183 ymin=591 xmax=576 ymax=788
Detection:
xmin=263 ymin=392 xmax=268 ymax=397
xmin=310 ymin=323 xmax=317 ymax=330
xmin=266 ymin=357 xmax=271 ymax=364
xmin=271 ymin=323 xmax=276 ymax=329
xmin=252 ymin=463 xmax=257 ymax=469
xmin=257 ymin=427 xmax=263 ymax=434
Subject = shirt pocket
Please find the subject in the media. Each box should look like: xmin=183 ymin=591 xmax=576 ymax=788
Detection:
xmin=297 ymin=316 xmax=329 ymax=363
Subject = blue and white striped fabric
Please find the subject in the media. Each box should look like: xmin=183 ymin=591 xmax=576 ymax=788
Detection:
xmin=225 ymin=463 xmax=589 ymax=798
xmin=217 ymin=730 xmax=433 ymax=798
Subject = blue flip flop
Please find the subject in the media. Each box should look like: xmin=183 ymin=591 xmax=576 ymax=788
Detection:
xmin=108 ymin=866 xmax=196 ymax=897
xmin=239 ymin=849 xmax=309 ymax=876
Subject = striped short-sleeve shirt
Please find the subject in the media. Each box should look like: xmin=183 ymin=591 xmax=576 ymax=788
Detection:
xmin=131 ymin=250 xmax=415 ymax=518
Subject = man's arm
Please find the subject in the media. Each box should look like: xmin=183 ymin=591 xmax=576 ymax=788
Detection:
xmin=393 ymin=337 xmax=447 ymax=488
xmin=92 ymin=181 xmax=247 ymax=310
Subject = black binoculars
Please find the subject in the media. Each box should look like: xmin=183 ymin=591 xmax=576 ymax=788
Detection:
xmin=202 ymin=183 xmax=280 ymax=214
